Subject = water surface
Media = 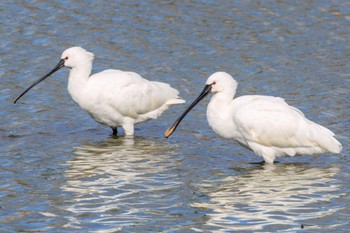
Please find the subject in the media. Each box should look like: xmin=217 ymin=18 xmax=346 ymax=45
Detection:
xmin=1 ymin=0 xmax=349 ymax=232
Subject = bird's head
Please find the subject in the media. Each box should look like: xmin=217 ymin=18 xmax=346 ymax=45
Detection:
xmin=164 ymin=71 xmax=237 ymax=138
xmin=61 ymin=47 xmax=94 ymax=69
xmin=13 ymin=47 xmax=94 ymax=103
xmin=205 ymin=71 xmax=238 ymax=93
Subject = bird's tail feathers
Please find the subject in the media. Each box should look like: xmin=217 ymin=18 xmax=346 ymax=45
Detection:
xmin=165 ymin=97 xmax=186 ymax=105
xmin=311 ymin=123 xmax=342 ymax=153
xmin=151 ymin=81 xmax=185 ymax=105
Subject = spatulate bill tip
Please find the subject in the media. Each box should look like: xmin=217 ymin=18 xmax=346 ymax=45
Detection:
xmin=164 ymin=126 xmax=176 ymax=138
xmin=13 ymin=97 xmax=20 ymax=104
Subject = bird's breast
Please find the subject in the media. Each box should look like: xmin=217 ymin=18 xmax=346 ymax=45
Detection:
xmin=206 ymin=102 xmax=238 ymax=139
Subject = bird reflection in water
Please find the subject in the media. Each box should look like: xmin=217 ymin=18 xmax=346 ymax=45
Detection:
xmin=61 ymin=137 xmax=182 ymax=229
xmin=59 ymin=138 xmax=343 ymax=231
xmin=191 ymin=163 xmax=342 ymax=232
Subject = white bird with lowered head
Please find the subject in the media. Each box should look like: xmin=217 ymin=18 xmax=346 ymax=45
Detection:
xmin=14 ymin=47 xmax=185 ymax=136
xmin=165 ymin=72 xmax=342 ymax=163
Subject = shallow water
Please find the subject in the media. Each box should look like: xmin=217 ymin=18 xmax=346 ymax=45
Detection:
xmin=1 ymin=0 xmax=350 ymax=232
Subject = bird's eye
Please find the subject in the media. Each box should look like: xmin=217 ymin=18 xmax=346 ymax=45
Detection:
xmin=212 ymin=81 xmax=216 ymax=85
xmin=64 ymin=56 xmax=69 ymax=60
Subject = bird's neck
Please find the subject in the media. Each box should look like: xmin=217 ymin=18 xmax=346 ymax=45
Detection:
xmin=207 ymin=91 xmax=236 ymax=118
xmin=210 ymin=91 xmax=235 ymax=107
xmin=67 ymin=64 xmax=92 ymax=104
xmin=206 ymin=91 xmax=236 ymax=139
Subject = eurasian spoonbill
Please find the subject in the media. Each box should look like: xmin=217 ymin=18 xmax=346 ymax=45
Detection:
xmin=165 ymin=72 xmax=342 ymax=163
xmin=14 ymin=47 xmax=185 ymax=136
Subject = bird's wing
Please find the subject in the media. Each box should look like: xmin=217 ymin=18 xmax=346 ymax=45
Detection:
xmin=233 ymin=96 xmax=312 ymax=148
xmin=89 ymin=70 xmax=181 ymax=118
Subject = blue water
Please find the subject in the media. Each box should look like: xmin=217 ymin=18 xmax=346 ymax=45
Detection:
xmin=1 ymin=1 xmax=349 ymax=232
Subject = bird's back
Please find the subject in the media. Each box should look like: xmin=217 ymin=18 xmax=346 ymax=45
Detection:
xmin=86 ymin=69 xmax=184 ymax=121
xmin=232 ymin=95 xmax=341 ymax=155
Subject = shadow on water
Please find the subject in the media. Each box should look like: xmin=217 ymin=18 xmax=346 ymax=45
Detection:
xmin=191 ymin=163 xmax=343 ymax=232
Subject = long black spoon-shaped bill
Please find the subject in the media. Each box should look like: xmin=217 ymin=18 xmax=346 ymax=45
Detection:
xmin=13 ymin=59 xmax=65 ymax=104
xmin=164 ymin=84 xmax=212 ymax=138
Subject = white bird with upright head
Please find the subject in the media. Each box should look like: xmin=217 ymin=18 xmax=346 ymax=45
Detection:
xmin=165 ymin=72 xmax=342 ymax=163
xmin=14 ymin=47 xmax=185 ymax=136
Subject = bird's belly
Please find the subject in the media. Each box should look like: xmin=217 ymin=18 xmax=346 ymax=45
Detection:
xmin=81 ymin=104 xmax=124 ymax=128
xmin=90 ymin=112 xmax=119 ymax=127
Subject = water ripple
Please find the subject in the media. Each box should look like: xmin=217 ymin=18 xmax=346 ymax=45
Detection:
xmin=191 ymin=164 xmax=343 ymax=232
xmin=61 ymin=137 xmax=187 ymax=230
xmin=1 ymin=0 xmax=349 ymax=232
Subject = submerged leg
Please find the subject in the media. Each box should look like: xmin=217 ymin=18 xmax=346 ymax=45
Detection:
xmin=250 ymin=160 xmax=280 ymax=165
xmin=112 ymin=127 xmax=118 ymax=136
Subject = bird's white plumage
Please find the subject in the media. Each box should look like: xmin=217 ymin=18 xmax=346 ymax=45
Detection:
xmin=62 ymin=47 xmax=185 ymax=135
xmin=205 ymin=72 xmax=342 ymax=163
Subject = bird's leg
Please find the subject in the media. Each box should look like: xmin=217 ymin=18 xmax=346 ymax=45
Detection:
xmin=122 ymin=118 xmax=135 ymax=136
xmin=112 ymin=127 xmax=118 ymax=136
xmin=250 ymin=161 xmax=267 ymax=165
xmin=250 ymin=160 xmax=280 ymax=165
